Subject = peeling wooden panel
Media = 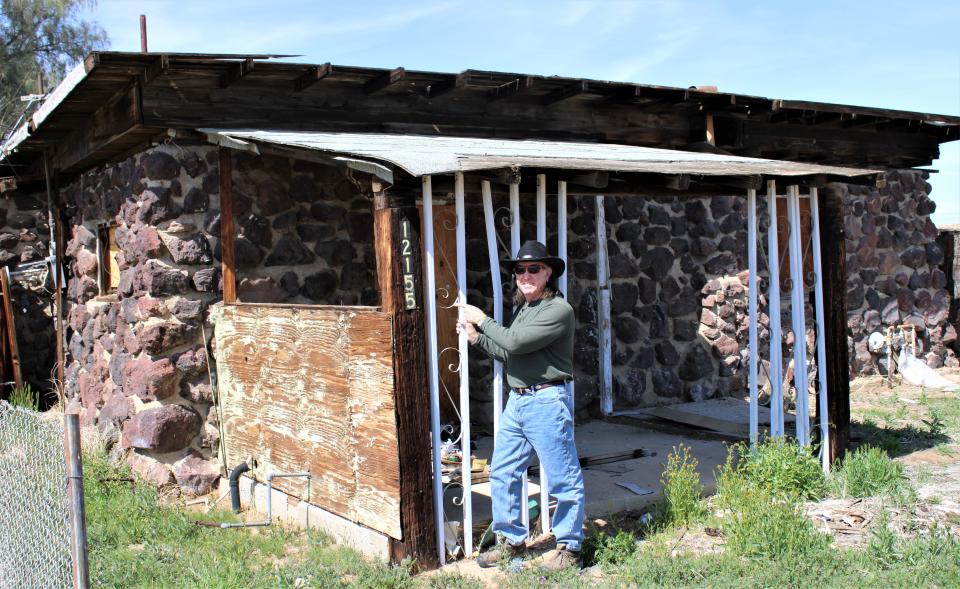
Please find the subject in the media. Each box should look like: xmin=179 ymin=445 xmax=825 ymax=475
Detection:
xmin=216 ymin=304 xmax=401 ymax=538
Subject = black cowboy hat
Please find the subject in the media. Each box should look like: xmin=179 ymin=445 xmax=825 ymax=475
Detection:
xmin=502 ymin=240 xmax=565 ymax=277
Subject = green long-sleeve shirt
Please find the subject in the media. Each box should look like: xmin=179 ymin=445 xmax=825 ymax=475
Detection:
xmin=471 ymin=295 xmax=575 ymax=389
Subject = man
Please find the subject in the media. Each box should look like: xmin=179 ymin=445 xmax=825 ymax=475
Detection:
xmin=456 ymin=240 xmax=585 ymax=571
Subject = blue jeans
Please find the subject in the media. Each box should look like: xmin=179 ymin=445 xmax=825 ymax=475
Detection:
xmin=489 ymin=384 xmax=585 ymax=550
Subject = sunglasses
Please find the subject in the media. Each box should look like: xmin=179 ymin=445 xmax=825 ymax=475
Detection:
xmin=514 ymin=264 xmax=544 ymax=276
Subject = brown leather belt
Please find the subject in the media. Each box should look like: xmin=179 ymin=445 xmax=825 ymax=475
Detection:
xmin=511 ymin=380 xmax=567 ymax=395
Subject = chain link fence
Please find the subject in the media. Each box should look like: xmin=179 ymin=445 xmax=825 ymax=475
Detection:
xmin=0 ymin=402 xmax=73 ymax=588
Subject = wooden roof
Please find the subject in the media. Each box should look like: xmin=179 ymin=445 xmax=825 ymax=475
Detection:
xmin=2 ymin=51 xmax=957 ymax=182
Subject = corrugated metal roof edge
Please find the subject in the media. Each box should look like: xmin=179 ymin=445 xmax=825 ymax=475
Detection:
xmin=201 ymin=129 xmax=882 ymax=182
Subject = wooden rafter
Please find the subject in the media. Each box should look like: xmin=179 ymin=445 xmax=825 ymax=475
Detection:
xmin=294 ymin=63 xmax=332 ymax=91
xmin=364 ymin=67 xmax=405 ymax=94
xmin=220 ymin=58 xmax=255 ymax=88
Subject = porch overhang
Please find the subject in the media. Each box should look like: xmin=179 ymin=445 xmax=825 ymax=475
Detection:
xmin=200 ymin=129 xmax=882 ymax=187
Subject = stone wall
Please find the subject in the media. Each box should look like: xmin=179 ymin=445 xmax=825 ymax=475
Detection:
xmin=844 ymin=171 xmax=957 ymax=372
xmin=463 ymin=172 xmax=956 ymax=424
xmin=0 ymin=192 xmax=55 ymax=397
xmin=58 ymin=142 xmax=377 ymax=494
xmin=4 ymin=151 xmax=955 ymax=487
xmin=462 ymin=190 xmax=754 ymax=422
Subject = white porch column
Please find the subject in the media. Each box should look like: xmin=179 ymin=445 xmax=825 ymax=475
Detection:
xmin=596 ymin=196 xmax=613 ymax=416
xmin=454 ymin=172 xmax=473 ymax=555
xmin=809 ymin=187 xmax=831 ymax=471
xmin=481 ymin=181 xmax=505 ymax=434
xmin=509 ymin=181 xmax=530 ymax=531
xmin=421 ymin=176 xmax=446 ymax=565
xmin=536 ymin=174 xmax=547 ymax=243
xmin=536 ymin=173 xmax=549 ymax=536
xmin=787 ymin=184 xmax=810 ymax=446
xmin=766 ymin=180 xmax=784 ymax=437
xmin=747 ymin=188 xmax=759 ymax=447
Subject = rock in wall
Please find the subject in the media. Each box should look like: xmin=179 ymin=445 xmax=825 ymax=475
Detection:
xmin=0 ymin=192 xmax=55 ymax=397
xmin=57 ymin=143 xmax=378 ymax=494
xmin=843 ymin=171 xmax=957 ymax=373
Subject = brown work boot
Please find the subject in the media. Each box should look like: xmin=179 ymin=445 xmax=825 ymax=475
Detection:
xmin=540 ymin=544 xmax=582 ymax=571
xmin=477 ymin=540 xmax=527 ymax=569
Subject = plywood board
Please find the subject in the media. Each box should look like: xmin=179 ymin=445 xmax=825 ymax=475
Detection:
xmin=624 ymin=397 xmax=795 ymax=438
xmin=216 ymin=304 xmax=401 ymax=538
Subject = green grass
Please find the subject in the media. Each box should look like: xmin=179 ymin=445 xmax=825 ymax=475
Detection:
xmin=829 ymin=445 xmax=908 ymax=500
xmin=8 ymin=384 xmax=39 ymax=410
xmin=721 ymin=439 xmax=826 ymax=501
xmin=604 ymin=531 xmax=960 ymax=589
xmin=86 ymin=453 xmax=422 ymax=588
xmin=656 ymin=444 xmax=706 ymax=527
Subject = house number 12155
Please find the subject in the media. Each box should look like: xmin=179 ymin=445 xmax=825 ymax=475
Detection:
xmin=399 ymin=218 xmax=417 ymax=309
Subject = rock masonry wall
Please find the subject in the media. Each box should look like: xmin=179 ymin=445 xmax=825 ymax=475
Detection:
xmin=844 ymin=171 xmax=957 ymax=372
xmin=55 ymin=143 xmax=376 ymax=494
xmin=0 ymin=192 xmax=55 ymax=395
xmin=2 ymin=149 xmax=955 ymax=487
xmin=463 ymin=172 xmax=956 ymax=424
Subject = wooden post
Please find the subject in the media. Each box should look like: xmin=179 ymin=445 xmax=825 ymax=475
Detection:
xmin=219 ymin=147 xmax=237 ymax=304
xmin=817 ymin=185 xmax=850 ymax=463
xmin=55 ymin=206 xmax=65 ymax=389
xmin=0 ymin=268 xmax=22 ymax=391
xmin=373 ymin=186 xmax=439 ymax=570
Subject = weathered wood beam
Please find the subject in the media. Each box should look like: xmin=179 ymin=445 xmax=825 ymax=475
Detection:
xmin=665 ymin=174 xmax=691 ymax=191
xmin=219 ymin=148 xmax=237 ymax=304
xmin=364 ymin=67 xmax=406 ymax=94
xmin=53 ymin=82 xmax=144 ymax=172
xmin=542 ymin=80 xmax=589 ymax=105
xmin=293 ymin=62 xmax=332 ymax=91
xmin=372 ymin=186 xmax=439 ymax=570
xmin=0 ymin=268 xmax=22 ymax=392
xmin=818 ymin=185 xmax=850 ymax=463
xmin=220 ymin=58 xmax=255 ymax=88
xmin=140 ymin=54 xmax=170 ymax=88
xmin=489 ymin=76 xmax=536 ymax=101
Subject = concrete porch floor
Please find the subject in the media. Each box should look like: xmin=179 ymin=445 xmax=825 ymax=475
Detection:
xmin=442 ymin=419 xmax=730 ymax=539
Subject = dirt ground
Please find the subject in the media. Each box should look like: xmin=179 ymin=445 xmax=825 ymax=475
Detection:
xmin=427 ymin=371 xmax=960 ymax=586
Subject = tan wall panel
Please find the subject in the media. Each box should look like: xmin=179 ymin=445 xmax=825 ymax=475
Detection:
xmin=215 ymin=304 xmax=401 ymax=538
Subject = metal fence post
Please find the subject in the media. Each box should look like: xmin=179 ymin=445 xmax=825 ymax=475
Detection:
xmin=64 ymin=414 xmax=89 ymax=589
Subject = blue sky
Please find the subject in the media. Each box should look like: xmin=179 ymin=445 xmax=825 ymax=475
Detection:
xmin=84 ymin=1 xmax=959 ymax=224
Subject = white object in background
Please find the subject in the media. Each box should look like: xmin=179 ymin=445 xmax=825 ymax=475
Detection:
xmin=897 ymin=350 xmax=960 ymax=391
xmin=616 ymin=483 xmax=654 ymax=496
xmin=868 ymin=332 xmax=886 ymax=353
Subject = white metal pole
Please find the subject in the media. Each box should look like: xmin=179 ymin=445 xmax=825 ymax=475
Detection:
xmin=510 ymin=183 xmax=521 ymax=256
xmin=747 ymin=188 xmax=759 ymax=448
xmin=509 ymin=182 xmax=530 ymax=532
xmin=766 ymin=180 xmax=784 ymax=437
xmin=809 ymin=188 xmax=831 ymax=472
xmin=537 ymin=173 xmax=550 ymax=536
xmin=536 ymin=174 xmax=547 ymax=244
xmin=557 ymin=181 xmax=568 ymax=296
xmin=787 ymin=184 xmax=810 ymax=446
xmin=557 ymin=181 xmax=574 ymax=426
xmin=595 ymin=195 xmax=613 ymax=415
xmin=454 ymin=172 xmax=473 ymax=555
xmin=481 ymin=181 xmax=504 ymax=436
xmin=421 ymin=176 xmax=446 ymax=565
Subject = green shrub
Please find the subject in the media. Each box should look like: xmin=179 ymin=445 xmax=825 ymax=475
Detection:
xmin=657 ymin=444 xmax=706 ymax=527
xmin=714 ymin=440 xmax=831 ymax=561
xmin=8 ymin=384 xmax=39 ymax=410
xmin=723 ymin=439 xmax=826 ymax=501
xmin=830 ymin=445 xmax=906 ymax=498
xmin=716 ymin=470 xmax=831 ymax=560
xmin=586 ymin=529 xmax=638 ymax=567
